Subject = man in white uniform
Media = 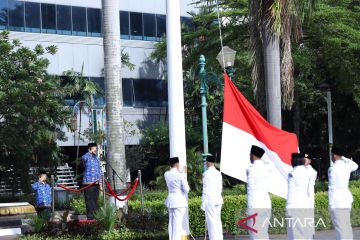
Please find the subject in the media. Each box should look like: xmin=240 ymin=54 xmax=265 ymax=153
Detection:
xmin=304 ymin=153 xmax=317 ymax=239
xmin=286 ymin=153 xmax=315 ymax=240
xmin=201 ymin=155 xmax=223 ymax=240
xmin=165 ymin=157 xmax=190 ymax=240
xmin=247 ymin=145 xmax=272 ymax=240
xmin=328 ymin=146 xmax=358 ymax=240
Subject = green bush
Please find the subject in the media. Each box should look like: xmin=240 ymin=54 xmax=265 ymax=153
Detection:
xmin=69 ymin=196 xmax=86 ymax=215
xmin=129 ymin=188 xmax=360 ymax=237
xmin=18 ymin=234 xmax=89 ymax=240
xmin=95 ymin=204 xmax=119 ymax=231
xmin=27 ymin=215 xmax=48 ymax=233
xmin=100 ymin=230 xmax=168 ymax=240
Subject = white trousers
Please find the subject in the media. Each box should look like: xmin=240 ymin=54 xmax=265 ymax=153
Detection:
xmin=330 ymin=208 xmax=353 ymax=240
xmin=248 ymin=208 xmax=271 ymax=240
xmin=205 ymin=204 xmax=223 ymax=240
xmin=168 ymin=207 xmax=186 ymax=240
xmin=287 ymin=208 xmax=314 ymax=240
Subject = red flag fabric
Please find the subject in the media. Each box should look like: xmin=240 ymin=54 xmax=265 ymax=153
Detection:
xmin=220 ymin=74 xmax=298 ymax=198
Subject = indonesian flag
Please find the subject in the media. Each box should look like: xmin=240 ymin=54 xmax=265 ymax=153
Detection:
xmin=220 ymin=74 xmax=298 ymax=198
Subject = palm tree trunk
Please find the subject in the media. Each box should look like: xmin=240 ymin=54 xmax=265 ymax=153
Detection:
xmin=75 ymin=104 xmax=82 ymax=179
xmin=293 ymin=90 xmax=301 ymax=140
xmin=262 ymin=28 xmax=282 ymax=129
xmin=102 ymin=0 xmax=127 ymax=191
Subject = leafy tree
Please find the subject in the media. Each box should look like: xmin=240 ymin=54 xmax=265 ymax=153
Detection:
xmin=147 ymin=0 xmax=360 ymax=183
xmin=0 ymin=31 xmax=70 ymax=194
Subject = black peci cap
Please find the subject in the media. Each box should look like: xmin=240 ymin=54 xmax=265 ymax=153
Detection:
xmin=88 ymin=142 xmax=97 ymax=148
xmin=250 ymin=145 xmax=265 ymax=158
xmin=169 ymin=157 xmax=179 ymax=165
xmin=331 ymin=146 xmax=344 ymax=156
xmin=206 ymin=155 xmax=215 ymax=163
xmin=38 ymin=170 xmax=47 ymax=176
xmin=291 ymin=152 xmax=305 ymax=167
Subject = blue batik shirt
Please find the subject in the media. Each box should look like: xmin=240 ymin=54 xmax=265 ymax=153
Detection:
xmin=31 ymin=181 xmax=52 ymax=207
xmin=82 ymin=152 xmax=102 ymax=184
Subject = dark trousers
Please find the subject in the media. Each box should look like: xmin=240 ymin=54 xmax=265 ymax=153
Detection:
xmin=35 ymin=206 xmax=51 ymax=221
xmin=84 ymin=184 xmax=99 ymax=219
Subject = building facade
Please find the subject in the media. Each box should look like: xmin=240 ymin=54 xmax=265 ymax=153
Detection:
xmin=0 ymin=0 xmax=193 ymax=146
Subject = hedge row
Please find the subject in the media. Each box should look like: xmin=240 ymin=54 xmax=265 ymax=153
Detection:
xmin=129 ymin=180 xmax=360 ymax=202
xmin=128 ymin=187 xmax=360 ymax=236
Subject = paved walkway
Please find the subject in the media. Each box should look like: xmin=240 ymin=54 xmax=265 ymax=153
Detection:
xmin=2 ymin=228 xmax=360 ymax=239
xmin=194 ymin=227 xmax=360 ymax=239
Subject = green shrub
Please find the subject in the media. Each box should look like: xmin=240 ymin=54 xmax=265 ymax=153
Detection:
xmin=27 ymin=215 xmax=48 ymax=233
xmin=18 ymin=234 xmax=94 ymax=240
xmin=129 ymin=188 xmax=360 ymax=236
xmin=100 ymin=230 xmax=168 ymax=240
xmin=69 ymin=194 xmax=105 ymax=215
xmin=69 ymin=196 xmax=86 ymax=215
xmin=95 ymin=204 xmax=119 ymax=231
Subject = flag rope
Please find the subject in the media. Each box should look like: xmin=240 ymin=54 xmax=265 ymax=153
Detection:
xmin=215 ymin=0 xmax=225 ymax=72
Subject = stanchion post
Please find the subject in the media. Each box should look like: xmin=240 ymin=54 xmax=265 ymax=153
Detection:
xmin=102 ymin=175 xmax=106 ymax=209
xmin=138 ymin=170 xmax=144 ymax=215
xmin=51 ymin=174 xmax=55 ymax=219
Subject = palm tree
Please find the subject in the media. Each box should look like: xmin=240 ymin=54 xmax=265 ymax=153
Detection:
xmin=102 ymin=0 xmax=127 ymax=191
xmin=62 ymin=66 xmax=103 ymax=178
xmin=249 ymin=0 xmax=316 ymax=128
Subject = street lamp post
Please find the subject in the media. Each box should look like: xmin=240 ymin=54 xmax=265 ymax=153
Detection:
xmin=216 ymin=46 xmax=237 ymax=79
xmin=320 ymin=83 xmax=333 ymax=166
xmin=199 ymin=55 xmax=210 ymax=172
xmin=199 ymin=46 xmax=236 ymax=172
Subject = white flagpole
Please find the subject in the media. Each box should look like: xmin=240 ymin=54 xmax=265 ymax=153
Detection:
xmin=166 ymin=0 xmax=189 ymax=238
xmin=166 ymin=0 xmax=187 ymax=169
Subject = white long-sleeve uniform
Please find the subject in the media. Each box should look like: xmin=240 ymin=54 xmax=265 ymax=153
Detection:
xmin=328 ymin=157 xmax=358 ymax=240
xmin=286 ymin=165 xmax=315 ymax=240
xmin=165 ymin=168 xmax=190 ymax=240
xmin=246 ymin=160 xmax=272 ymax=240
xmin=201 ymin=166 xmax=223 ymax=240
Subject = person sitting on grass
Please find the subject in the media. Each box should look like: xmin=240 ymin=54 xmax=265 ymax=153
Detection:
xmin=31 ymin=171 xmax=52 ymax=220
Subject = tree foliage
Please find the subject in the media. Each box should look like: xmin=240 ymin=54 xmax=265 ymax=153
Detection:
xmin=146 ymin=0 xmax=360 ymax=184
xmin=0 ymin=31 xmax=71 ymax=193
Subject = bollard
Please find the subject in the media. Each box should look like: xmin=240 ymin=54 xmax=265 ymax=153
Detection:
xmin=138 ymin=170 xmax=144 ymax=215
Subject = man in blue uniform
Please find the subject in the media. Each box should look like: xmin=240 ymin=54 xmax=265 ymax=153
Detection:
xmin=31 ymin=171 xmax=52 ymax=219
xmin=82 ymin=142 xmax=102 ymax=219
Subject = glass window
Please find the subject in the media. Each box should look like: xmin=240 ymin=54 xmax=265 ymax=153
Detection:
xmin=56 ymin=5 xmax=71 ymax=35
xmin=8 ymin=0 xmax=24 ymax=31
xmin=181 ymin=17 xmax=194 ymax=32
xmin=72 ymin=6 xmax=86 ymax=36
xmin=41 ymin=3 xmax=56 ymax=34
xmin=0 ymin=0 xmax=8 ymax=30
xmin=130 ymin=12 xmax=143 ymax=40
xmin=25 ymin=2 xmax=40 ymax=33
xmin=90 ymin=77 xmax=105 ymax=106
xmin=156 ymin=14 xmax=166 ymax=39
xmin=120 ymin=11 xmax=129 ymax=39
xmin=87 ymin=8 xmax=101 ymax=37
xmin=143 ymin=13 xmax=156 ymax=41
xmin=133 ymin=79 xmax=166 ymax=107
xmin=122 ymin=79 xmax=134 ymax=107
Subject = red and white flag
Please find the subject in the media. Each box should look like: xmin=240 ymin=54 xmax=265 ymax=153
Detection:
xmin=220 ymin=74 xmax=298 ymax=198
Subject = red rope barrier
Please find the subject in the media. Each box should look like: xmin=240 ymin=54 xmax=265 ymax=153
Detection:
xmin=104 ymin=183 xmax=134 ymax=196
xmin=105 ymin=178 xmax=139 ymax=201
xmin=57 ymin=181 xmax=98 ymax=193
